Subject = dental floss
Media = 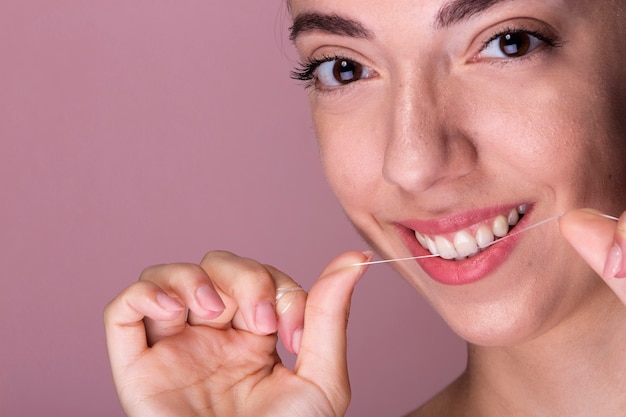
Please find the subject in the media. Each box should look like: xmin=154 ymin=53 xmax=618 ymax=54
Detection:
xmin=596 ymin=213 xmax=619 ymax=221
xmin=351 ymin=211 xmax=619 ymax=267
xmin=275 ymin=286 xmax=305 ymax=314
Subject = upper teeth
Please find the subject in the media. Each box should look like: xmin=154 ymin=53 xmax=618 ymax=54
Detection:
xmin=414 ymin=205 xmax=527 ymax=260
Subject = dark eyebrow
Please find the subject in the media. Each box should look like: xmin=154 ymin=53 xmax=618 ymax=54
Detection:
xmin=289 ymin=12 xmax=373 ymax=41
xmin=290 ymin=0 xmax=513 ymax=41
xmin=436 ymin=0 xmax=514 ymax=28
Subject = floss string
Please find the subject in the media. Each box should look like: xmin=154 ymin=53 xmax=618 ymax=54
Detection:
xmin=352 ymin=211 xmax=619 ymax=267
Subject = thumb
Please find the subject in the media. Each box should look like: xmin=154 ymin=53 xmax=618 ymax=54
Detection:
xmin=294 ymin=250 xmax=371 ymax=413
xmin=560 ymin=209 xmax=626 ymax=303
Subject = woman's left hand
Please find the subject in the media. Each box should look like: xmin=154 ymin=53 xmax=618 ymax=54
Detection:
xmin=560 ymin=209 xmax=626 ymax=304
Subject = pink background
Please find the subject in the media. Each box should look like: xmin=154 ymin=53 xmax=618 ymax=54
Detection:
xmin=1 ymin=1 xmax=465 ymax=415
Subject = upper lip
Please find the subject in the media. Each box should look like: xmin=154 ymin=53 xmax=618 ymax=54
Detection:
xmin=397 ymin=204 xmax=526 ymax=235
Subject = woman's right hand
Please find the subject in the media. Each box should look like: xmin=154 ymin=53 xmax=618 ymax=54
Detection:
xmin=104 ymin=250 xmax=371 ymax=417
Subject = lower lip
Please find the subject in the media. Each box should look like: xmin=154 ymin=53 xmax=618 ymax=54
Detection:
xmin=397 ymin=216 xmax=530 ymax=286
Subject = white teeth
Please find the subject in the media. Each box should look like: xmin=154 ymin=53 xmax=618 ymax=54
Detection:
xmin=425 ymin=235 xmax=439 ymax=255
xmin=454 ymin=230 xmax=479 ymax=258
xmin=475 ymin=224 xmax=495 ymax=248
xmin=412 ymin=206 xmax=527 ymax=259
xmin=434 ymin=236 xmax=458 ymax=260
xmin=414 ymin=231 xmax=428 ymax=249
xmin=492 ymin=215 xmax=509 ymax=238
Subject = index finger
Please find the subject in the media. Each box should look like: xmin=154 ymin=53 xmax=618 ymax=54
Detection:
xmin=560 ymin=209 xmax=626 ymax=305
xmin=200 ymin=250 xmax=279 ymax=335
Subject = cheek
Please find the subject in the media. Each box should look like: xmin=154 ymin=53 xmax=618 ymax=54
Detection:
xmin=466 ymin=82 xmax=571 ymax=167
xmin=312 ymin=105 xmax=387 ymax=210
xmin=460 ymin=70 xmax=623 ymax=201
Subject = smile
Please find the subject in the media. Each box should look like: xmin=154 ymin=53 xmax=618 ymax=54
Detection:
xmin=412 ymin=205 xmax=528 ymax=260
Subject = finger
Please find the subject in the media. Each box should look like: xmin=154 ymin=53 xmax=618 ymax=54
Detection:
xmin=139 ymin=263 xmax=228 ymax=329
xmin=294 ymin=250 xmax=371 ymax=415
xmin=560 ymin=209 xmax=626 ymax=304
xmin=265 ymin=264 xmax=307 ymax=354
xmin=200 ymin=251 xmax=278 ymax=335
xmin=104 ymin=280 xmax=185 ymax=372
xmin=603 ymin=211 xmax=626 ymax=279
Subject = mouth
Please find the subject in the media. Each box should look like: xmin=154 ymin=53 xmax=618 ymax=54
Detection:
xmin=409 ymin=204 xmax=528 ymax=261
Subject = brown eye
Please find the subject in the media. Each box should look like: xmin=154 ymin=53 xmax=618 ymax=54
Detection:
xmin=480 ymin=30 xmax=546 ymax=60
xmin=314 ymin=58 xmax=374 ymax=87
xmin=332 ymin=59 xmax=363 ymax=84
xmin=499 ymin=32 xmax=531 ymax=57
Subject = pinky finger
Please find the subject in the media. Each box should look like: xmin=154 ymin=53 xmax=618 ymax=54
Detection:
xmin=104 ymin=281 xmax=185 ymax=370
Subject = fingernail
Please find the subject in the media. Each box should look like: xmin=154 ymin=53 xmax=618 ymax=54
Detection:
xmin=356 ymin=251 xmax=374 ymax=280
xmin=255 ymin=302 xmax=277 ymax=335
xmin=156 ymin=293 xmax=185 ymax=312
xmin=196 ymin=285 xmax=226 ymax=313
xmin=603 ymin=244 xmax=625 ymax=279
xmin=291 ymin=327 xmax=303 ymax=355
xmin=619 ymin=211 xmax=626 ymax=233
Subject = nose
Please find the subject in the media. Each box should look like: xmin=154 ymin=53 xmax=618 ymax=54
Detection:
xmin=382 ymin=74 xmax=477 ymax=193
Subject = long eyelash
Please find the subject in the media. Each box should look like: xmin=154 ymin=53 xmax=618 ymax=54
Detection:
xmin=481 ymin=25 xmax=563 ymax=51
xmin=291 ymin=57 xmax=327 ymax=82
xmin=291 ymin=54 xmax=345 ymax=89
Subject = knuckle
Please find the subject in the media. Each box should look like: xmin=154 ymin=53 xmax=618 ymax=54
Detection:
xmin=103 ymin=281 xmax=140 ymax=320
xmin=263 ymin=264 xmax=295 ymax=283
xmin=103 ymin=299 xmax=115 ymax=322
xmin=139 ymin=262 xmax=207 ymax=285
xmin=200 ymin=249 xmax=237 ymax=264
xmin=234 ymin=263 xmax=273 ymax=286
xmin=137 ymin=263 xmax=166 ymax=281
xmin=103 ymin=282 xmax=144 ymax=322
xmin=166 ymin=262 xmax=206 ymax=281
xmin=201 ymin=251 xmax=275 ymax=287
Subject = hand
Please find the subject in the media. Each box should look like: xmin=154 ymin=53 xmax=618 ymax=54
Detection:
xmin=104 ymin=250 xmax=371 ymax=417
xmin=560 ymin=209 xmax=626 ymax=304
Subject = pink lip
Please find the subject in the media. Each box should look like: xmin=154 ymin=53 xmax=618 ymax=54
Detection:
xmin=396 ymin=204 xmax=532 ymax=286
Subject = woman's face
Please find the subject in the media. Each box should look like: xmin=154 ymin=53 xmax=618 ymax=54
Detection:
xmin=290 ymin=0 xmax=626 ymax=345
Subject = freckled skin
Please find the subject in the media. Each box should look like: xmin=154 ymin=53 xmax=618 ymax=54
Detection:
xmin=291 ymin=0 xmax=626 ymax=415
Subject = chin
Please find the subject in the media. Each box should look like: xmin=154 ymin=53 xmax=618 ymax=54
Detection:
xmin=443 ymin=309 xmax=543 ymax=347
xmin=425 ymin=269 xmax=604 ymax=348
